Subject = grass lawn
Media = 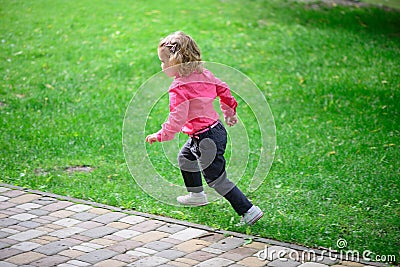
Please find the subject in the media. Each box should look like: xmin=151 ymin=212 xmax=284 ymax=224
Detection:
xmin=1 ymin=0 xmax=399 ymax=263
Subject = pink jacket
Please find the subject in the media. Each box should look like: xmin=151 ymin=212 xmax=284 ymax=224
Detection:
xmin=157 ymin=69 xmax=237 ymax=142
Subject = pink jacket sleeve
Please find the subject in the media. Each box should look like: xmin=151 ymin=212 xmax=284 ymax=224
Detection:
xmin=156 ymin=86 xmax=189 ymax=142
xmin=216 ymin=80 xmax=238 ymax=118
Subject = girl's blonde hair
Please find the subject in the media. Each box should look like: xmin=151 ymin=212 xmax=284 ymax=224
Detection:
xmin=159 ymin=31 xmax=204 ymax=77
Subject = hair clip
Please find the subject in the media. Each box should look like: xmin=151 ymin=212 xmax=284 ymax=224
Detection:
xmin=165 ymin=43 xmax=177 ymax=53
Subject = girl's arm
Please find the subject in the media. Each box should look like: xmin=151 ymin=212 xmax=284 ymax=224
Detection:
xmin=145 ymin=86 xmax=189 ymax=144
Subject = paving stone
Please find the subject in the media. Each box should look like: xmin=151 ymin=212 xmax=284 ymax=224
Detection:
xmin=220 ymin=246 xmax=258 ymax=261
xmin=201 ymin=247 xmax=225 ymax=254
xmin=107 ymin=240 xmax=142 ymax=253
xmin=129 ymin=219 xmax=165 ymax=232
xmin=15 ymin=203 xmax=42 ymax=210
xmin=197 ymin=232 xmax=225 ymax=243
xmin=0 ymin=229 xmax=15 ymax=238
xmin=105 ymin=234 xmax=125 ymax=242
xmin=72 ymin=245 xmax=104 ymax=253
xmin=237 ymin=255 xmax=268 ymax=267
xmin=155 ymin=249 xmax=186 ymax=260
xmin=90 ymin=238 xmax=118 ymax=247
xmin=174 ymin=239 xmax=210 ymax=253
xmin=30 ymin=255 xmax=69 ymax=267
xmin=11 ymin=241 xmax=41 ymax=251
xmin=17 ymin=221 xmax=41 ymax=229
xmin=310 ymin=255 xmax=340 ymax=266
xmin=32 ymin=218 xmax=51 ymax=224
xmin=132 ymin=231 xmax=169 ymax=243
xmin=160 ymin=237 xmax=185 ymax=245
xmin=112 ymin=229 xmax=141 ymax=239
xmin=0 ymin=218 xmax=19 ymax=227
xmin=54 ymin=218 xmax=81 ymax=227
xmin=81 ymin=226 xmax=118 ymax=238
xmin=59 ymin=248 xmax=86 ymax=258
xmin=112 ymin=253 xmax=139 ymax=263
xmin=157 ymin=224 xmax=187 ymax=234
xmin=167 ymin=260 xmax=191 ymax=267
xmin=268 ymin=259 xmax=302 ymax=267
xmin=49 ymin=226 xmax=86 ymax=238
xmin=34 ymin=240 xmax=75 ymax=255
xmin=126 ymin=250 xmax=149 ymax=258
xmin=88 ymin=207 xmax=110 ymax=214
xmin=71 ymin=234 xmax=92 ymax=242
xmin=175 ymin=257 xmax=200 ymax=266
xmin=0 ymin=195 xmax=10 ymax=201
xmin=131 ymin=256 xmax=169 ymax=266
xmin=340 ymin=261 xmax=364 ymax=267
xmin=209 ymin=236 xmax=244 ymax=251
xmin=195 ymin=257 xmax=234 ymax=267
xmin=0 ymin=186 xmax=11 ymax=192
xmin=8 ymin=229 xmax=46 ymax=241
xmin=63 ymin=237 xmax=84 ymax=245
xmin=107 ymin=221 xmax=131 ymax=229
xmin=92 ymin=212 xmax=127 ymax=224
xmin=0 ymin=202 xmax=17 ymax=210
xmin=32 ymin=197 xmax=57 ymax=206
xmin=94 ymin=259 xmax=126 ymax=267
xmin=76 ymin=221 xmax=104 ymax=229
xmin=80 ymin=242 xmax=104 ymax=249
xmin=145 ymin=240 xmax=175 ymax=251
xmin=0 ymin=248 xmax=22 ymax=260
xmin=66 ymin=204 xmax=92 ymax=212
xmin=28 ymin=208 xmax=49 ymax=216
xmin=0 ymin=241 xmax=9 ymax=249
xmin=169 ymin=228 xmax=208 ymax=241
xmin=42 ymin=201 xmax=74 ymax=211
xmin=39 ymin=235 xmax=59 ymax=242
xmin=185 ymin=250 xmax=215 ymax=262
xmin=40 ymin=215 xmax=61 ymax=222
xmin=135 ymin=247 xmax=158 ymax=255
xmin=49 ymin=210 xmax=75 ymax=218
xmin=9 ymin=224 xmax=28 ymax=232
xmin=2 ymin=190 xmax=25 ymax=197
xmin=5 ymin=251 xmax=46 ymax=265
xmin=119 ymin=215 xmax=146 ymax=225
xmin=65 ymin=259 xmax=91 ymax=266
xmin=9 ymin=194 xmax=41 ymax=204
xmin=7 ymin=207 xmax=25 ymax=214
xmin=72 ymin=211 xmax=99 ymax=221
xmin=76 ymin=248 xmax=119 ymax=264
xmin=0 ymin=261 xmax=17 ymax=267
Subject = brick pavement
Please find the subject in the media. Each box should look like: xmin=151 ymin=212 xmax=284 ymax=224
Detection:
xmin=0 ymin=184 xmax=389 ymax=267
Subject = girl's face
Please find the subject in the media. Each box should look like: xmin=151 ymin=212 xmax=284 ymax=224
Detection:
xmin=158 ymin=48 xmax=177 ymax=77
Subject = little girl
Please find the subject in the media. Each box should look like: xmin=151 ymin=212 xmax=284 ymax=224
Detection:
xmin=145 ymin=31 xmax=263 ymax=225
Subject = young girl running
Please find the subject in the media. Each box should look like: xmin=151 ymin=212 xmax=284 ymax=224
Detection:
xmin=145 ymin=31 xmax=263 ymax=225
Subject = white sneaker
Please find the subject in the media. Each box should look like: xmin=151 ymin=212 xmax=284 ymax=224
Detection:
xmin=177 ymin=192 xmax=208 ymax=206
xmin=241 ymin=205 xmax=263 ymax=225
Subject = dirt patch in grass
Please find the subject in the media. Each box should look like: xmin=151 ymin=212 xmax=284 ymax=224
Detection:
xmin=64 ymin=165 xmax=94 ymax=173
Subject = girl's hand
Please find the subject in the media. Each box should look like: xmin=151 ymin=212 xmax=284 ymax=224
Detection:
xmin=225 ymin=115 xmax=238 ymax=127
xmin=145 ymin=133 xmax=158 ymax=145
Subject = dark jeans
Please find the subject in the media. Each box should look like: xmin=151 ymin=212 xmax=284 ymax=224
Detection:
xmin=178 ymin=122 xmax=252 ymax=215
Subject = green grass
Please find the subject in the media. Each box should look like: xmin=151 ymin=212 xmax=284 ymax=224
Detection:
xmin=1 ymin=0 xmax=399 ymax=263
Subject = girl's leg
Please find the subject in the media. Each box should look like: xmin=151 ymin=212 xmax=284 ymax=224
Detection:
xmin=178 ymin=138 xmax=203 ymax=193
xmin=199 ymin=124 xmax=253 ymax=215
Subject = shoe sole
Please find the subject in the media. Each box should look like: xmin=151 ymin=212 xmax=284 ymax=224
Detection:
xmin=247 ymin=211 xmax=263 ymax=225
xmin=177 ymin=201 xmax=209 ymax=207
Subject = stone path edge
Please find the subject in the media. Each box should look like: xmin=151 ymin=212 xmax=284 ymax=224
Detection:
xmin=0 ymin=183 xmax=387 ymax=267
